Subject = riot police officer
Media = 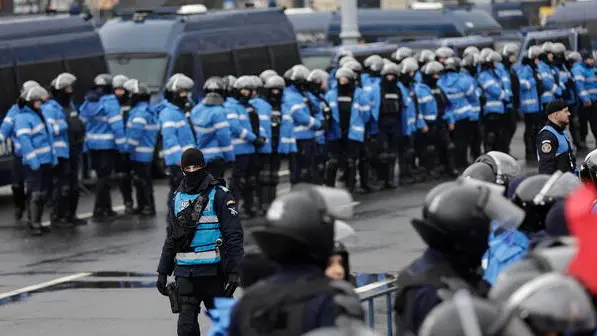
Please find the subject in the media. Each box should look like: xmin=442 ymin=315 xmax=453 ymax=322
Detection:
xmin=156 ymin=148 xmax=243 ymax=336
xmin=478 ymin=51 xmax=509 ymax=153
xmin=80 ymin=74 xmax=127 ymax=222
xmin=124 ymin=79 xmax=159 ymax=216
xmin=362 ymin=54 xmax=383 ymax=87
xmin=112 ymin=74 xmax=134 ymax=215
xmin=45 ymin=72 xmax=86 ymax=226
xmin=0 ymin=80 xmax=42 ymax=220
xmin=435 ymin=47 xmax=455 ymax=65
xmin=159 ymin=74 xmax=196 ymax=206
xmin=537 ymin=99 xmax=576 ymax=174
xmin=572 ymin=50 xmax=597 ymax=148
xmin=460 ymin=54 xmax=483 ymax=160
xmin=228 ymin=184 xmax=364 ymax=335
xmin=535 ymin=45 xmax=563 ymax=112
xmin=191 ymin=77 xmax=234 ymax=182
xmin=394 ymin=178 xmax=525 ymax=335
xmin=517 ymin=46 xmax=543 ymax=161
xmin=500 ymin=43 xmax=521 ymax=154
xmin=307 ymin=69 xmax=331 ymax=184
xmin=14 ymin=86 xmax=57 ymax=236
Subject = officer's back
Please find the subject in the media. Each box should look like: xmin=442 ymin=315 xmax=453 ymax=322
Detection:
xmin=228 ymin=185 xmax=364 ymax=336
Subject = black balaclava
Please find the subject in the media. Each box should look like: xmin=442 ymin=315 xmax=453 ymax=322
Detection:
xmin=130 ymin=93 xmax=150 ymax=108
xmin=423 ymin=74 xmax=437 ymax=88
xmin=502 ymin=55 xmax=514 ymax=70
xmin=238 ymin=89 xmax=251 ymax=104
xmin=554 ymin=53 xmax=566 ymax=68
xmin=382 ymin=74 xmax=399 ymax=91
xmin=52 ymin=88 xmax=72 ymax=107
xmin=96 ymin=84 xmax=112 ymax=95
xmin=337 ymin=79 xmax=355 ymax=96
xmin=398 ymin=72 xmax=412 ymax=86
xmin=181 ymin=148 xmax=208 ymax=193
xmin=116 ymin=90 xmax=129 ymax=106
xmin=310 ymin=81 xmax=322 ymax=95
xmin=169 ymin=91 xmax=187 ymax=109
xmin=539 ymin=52 xmax=552 ymax=65
xmin=266 ymin=88 xmax=283 ymax=107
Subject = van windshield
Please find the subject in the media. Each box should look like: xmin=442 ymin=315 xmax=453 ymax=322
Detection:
xmin=302 ymin=55 xmax=334 ymax=70
xmin=107 ymin=54 xmax=168 ymax=91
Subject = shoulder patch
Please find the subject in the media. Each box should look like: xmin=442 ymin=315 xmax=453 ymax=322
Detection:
xmin=541 ymin=142 xmax=553 ymax=153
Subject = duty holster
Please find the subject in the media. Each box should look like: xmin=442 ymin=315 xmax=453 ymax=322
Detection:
xmin=167 ymin=282 xmax=180 ymax=314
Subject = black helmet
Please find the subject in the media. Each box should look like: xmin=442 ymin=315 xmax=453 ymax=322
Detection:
xmin=474 ymin=151 xmax=521 ymax=186
xmin=419 ymin=291 xmax=534 ymax=336
xmin=461 ymin=162 xmax=497 ymax=184
xmin=579 ymin=148 xmax=597 ymax=186
xmin=253 ymin=184 xmax=355 ymax=268
xmin=413 ymin=178 xmax=525 ymax=262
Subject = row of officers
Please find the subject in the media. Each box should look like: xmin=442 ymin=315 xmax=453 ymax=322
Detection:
xmin=4 ymin=40 xmax=595 ymax=235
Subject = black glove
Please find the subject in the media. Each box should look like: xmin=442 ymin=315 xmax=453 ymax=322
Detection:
xmin=157 ymin=273 xmax=168 ymax=296
xmin=223 ymin=273 xmax=240 ymax=297
xmin=253 ymin=136 xmax=266 ymax=148
xmin=321 ymin=119 xmax=329 ymax=131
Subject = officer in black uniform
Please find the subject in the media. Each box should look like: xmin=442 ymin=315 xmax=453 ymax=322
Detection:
xmin=307 ymin=69 xmax=331 ymax=185
xmin=112 ymin=74 xmax=135 ymax=215
xmin=229 ymin=185 xmax=364 ymax=336
xmin=501 ymin=43 xmax=522 ymax=155
xmin=156 ymin=148 xmax=244 ymax=336
xmin=537 ymin=99 xmax=576 ymax=174
xmin=394 ymin=178 xmax=525 ymax=335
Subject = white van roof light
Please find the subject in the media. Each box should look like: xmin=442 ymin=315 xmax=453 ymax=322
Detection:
xmin=177 ymin=4 xmax=207 ymax=15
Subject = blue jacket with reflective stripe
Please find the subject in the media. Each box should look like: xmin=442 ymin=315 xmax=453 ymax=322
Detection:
xmin=496 ymin=63 xmax=513 ymax=108
xmin=325 ymin=87 xmax=371 ymax=142
xmin=572 ymin=61 xmax=597 ymax=104
xmin=311 ymin=93 xmax=329 ymax=145
xmin=516 ymin=64 xmax=541 ymax=114
xmin=268 ymin=98 xmax=297 ymax=154
xmin=414 ymin=71 xmax=423 ymax=83
xmin=0 ymin=104 xmax=22 ymax=157
xmin=80 ymin=93 xmax=127 ymax=152
xmin=126 ymin=102 xmax=159 ymax=163
xmin=555 ymin=65 xmax=576 ymax=104
xmin=438 ymin=72 xmax=473 ymax=121
xmin=158 ymin=101 xmax=196 ymax=166
xmin=537 ymin=61 xmax=562 ymax=104
xmin=482 ymin=226 xmax=529 ymax=285
xmin=459 ymin=71 xmax=481 ymax=121
xmin=367 ymin=83 xmax=417 ymax=136
xmin=42 ymin=99 xmax=70 ymax=159
xmin=477 ymin=69 xmax=507 ymax=114
xmin=284 ymin=86 xmax=322 ymax=140
xmin=362 ymin=84 xmax=381 ymax=136
xmin=250 ymin=97 xmax=273 ymax=155
xmin=191 ymin=102 xmax=234 ymax=163
xmin=414 ymin=83 xmax=441 ymax=126
xmin=14 ymin=106 xmax=57 ymax=169
xmin=224 ymin=97 xmax=256 ymax=156
xmin=173 ymin=188 xmax=222 ymax=266
xmin=538 ymin=125 xmax=571 ymax=159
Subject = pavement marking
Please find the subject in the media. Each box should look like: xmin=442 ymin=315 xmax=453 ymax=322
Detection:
xmin=0 ymin=272 xmax=92 ymax=301
xmin=41 ymin=205 xmax=126 ymax=226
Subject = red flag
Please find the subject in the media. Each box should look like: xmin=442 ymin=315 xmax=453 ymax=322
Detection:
xmin=566 ymin=182 xmax=597 ymax=294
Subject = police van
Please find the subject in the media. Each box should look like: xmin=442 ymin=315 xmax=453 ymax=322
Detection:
xmin=517 ymin=27 xmax=591 ymax=63
xmin=546 ymin=2 xmax=597 ymax=55
xmin=399 ymin=36 xmax=496 ymax=56
xmin=302 ymin=43 xmax=398 ymax=72
xmin=0 ymin=14 xmax=107 ymax=186
xmin=99 ymin=5 xmax=301 ymax=98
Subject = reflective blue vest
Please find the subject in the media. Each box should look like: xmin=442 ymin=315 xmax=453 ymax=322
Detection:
xmin=516 ymin=64 xmax=541 ymax=114
xmin=311 ymin=94 xmax=329 ymax=145
xmin=14 ymin=106 xmax=57 ymax=169
xmin=572 ymin=61 xmax=597 ymax=104
xmin=0 ymin=104 xmax=23 ymax=157
xmin=80 ymin=93 xmax=127 ymax=152
xmin=225 ymin=97 xmax=257 ymax=156
xmin=284 ymin=85 xmax=322 ymax=140
xmin=126 ymin=102 xmax=159 ymax=163
xmin=191 ymin=102 xmax=234 ymax=163
xmin=367 ymin=83 xmax=416 ymax=136
xmin=537 ymin=61 xmax=562 ymax=104
xmin=438 ymin=72 xmax=472 ymax=121
xmin=482 ymin=227 xmax=529 ymax=285
xmin=158 ymin=101 xmax=196 ymax=166
xmin=173 ymin=188 xmax=222 ymax=266
xmin=538 ymin=125 xmax=571 ymax=158
xmin=459 ymin=71 xmax=481 ymax=121
xmin=477 ymin=69 xmax=506 ymax=114
xmin=325 ymin=87 xmax=370 ymax=142
xmin=42 ymin=99 xmax=70 ymax=159
xmin=413 ymin=83 xmax=438 ymax=128
xmin=250 ymin=97 xmax=273 ymax=154
xmin=496 ymin=63 xmax=513 ymax=108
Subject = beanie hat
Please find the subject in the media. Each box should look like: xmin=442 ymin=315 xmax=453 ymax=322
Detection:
xmin=181 ymin=148 xmax=205 ymax=168
xmin=545 ymin=99 xmax=568 ymax=116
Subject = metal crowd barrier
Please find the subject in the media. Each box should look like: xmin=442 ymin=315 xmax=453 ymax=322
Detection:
xmin=356 ymin=279 xmax=399 ymax=336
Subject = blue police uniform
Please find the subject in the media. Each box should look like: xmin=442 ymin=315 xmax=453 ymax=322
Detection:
xmin=0 ymin=104 xmax=23 ymax=157
xmin=516 ymin=65 xmax=541 ymax=114
xmin=459 ymin=72 xmax=481 ymax=122
xmin=482 ymin=227 xmax=529 ymax=285
xmin=225 ymin=97 xmax=257 ymax=156
xmin=477 ymin=68 xmax=510 ymax=153
xmin=572 ymin=61 xmax=597 ymax=104
xmin=0 ymin=104 xmax=26 ymax=215
xmin=283 ymin=85 xmax=322 ymax=185
xmin=310 ymin=92 xmax=329 ymax=185
xmin=414 ymin=71 xmax=423 ymax=84
xmin=537 ymin=122 xmax=576 ymax=175
xmin=250 ymin=97 xmax=273 ymax=155
xmin=42 ymin=99 xmax=69 ymax=159
xmin=556 ymin=65 xmax=576 ymax=105
xmin=496 ymin=63 xmax=513 ymax=109
xmin=537 ymin=60 xmax=562 ymax=106
xmin=325 ymin=87 xmax=370 ymax=142
xmin=477 ymin=70 xmax=507 ymax=115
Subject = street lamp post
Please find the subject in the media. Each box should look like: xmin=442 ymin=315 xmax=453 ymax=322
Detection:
xmin=339 ymin=0 xmax=361 ymax=45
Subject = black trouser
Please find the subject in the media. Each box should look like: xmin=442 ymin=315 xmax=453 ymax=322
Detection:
xmin=503 ymin=107 xmax=518 ymax=154
xmin=416 ymin=125 xmax=438 ymax=174
xmin=232 ymin=154 xmax=259 ymax=214
xmin=168 ymin=165 xmax=183 ymax=207
xmin=206 ymin=158 xmax=227 ymax=182
xmin=482 ymin=113 xmax=508 ymax=154
xmin=132 ymin=161 xmax=154 ymax=211
xmin=68 ymin=148 xmax=82 ymax=220
xmin=469 ymin=119 xmax=482 ymax=160
xmin=325 ymin=138 xmax=361 ymax=192
xmin=90 ymin=150 xmax=116 ymax=214
xmin=568 ymin=104 xmax=582 ymax=147
xmin=258 ymin=153 xmax=282 ymax=209
xmin=452 ymin=119 xmax=470 ymax=168
xmin=176 ymin=275 xmax=225 ymax=336
xmin=314 ymin=143 xmax=328 ymax=185
xmin=579 ymin=104 xmax=592 ymax=143
xmin=25 ymin=164 xmax=52 ymax=228
xmin=523 ymin=112 xmax=544 ymax=158
xmin=114 ymin=152 xmax=133 ymax=208
xmin=290 ymin=139 xmax=316 ymax=185
xmin=51 ymin=157 xmax=71 ymax=221
xmin=584 ymin=104 xmax=597 ymax=146
xmin=377 ymin=132 xmax=411 ymax=185
xmin=11 ymin=155 xmax=26 ymax=213
xmin=358 ymin=134 xmax=379 ymax=189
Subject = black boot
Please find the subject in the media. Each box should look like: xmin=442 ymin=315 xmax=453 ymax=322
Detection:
xmin=119 ymin=173 xmax=134 ymax=215
xmin=345 ymin=160 xmax=357 ymax=193
xmin=31 ymin=194 xmax=47 ymax=235
xmin=399 ymin=161 xmax=415 ymax=185
xmin=12 ymin=183 xmax=26 ymax=220
xmin=384 ymin=160 xmax=397 ymax=189
xmin=324 ymin=159 xmax=339 ymax=188
xmin=358 ymin=160 xmax=374 ymax=193
xmin=445 ymin=145 xmax=460 ymax=177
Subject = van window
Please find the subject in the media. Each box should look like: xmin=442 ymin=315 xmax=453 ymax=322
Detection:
xmin=234 ymin=47 xmax=271 ymax=76
xmin=270 ymin=44 xmax=301 ymax=74
xmin=528 ymin=37 xmax=571 ymax=49
xmin=199 ymin=51 xmax=235 ymax=78
xmin=16 ymin=60 xmax=66 ymax=89
xmin=173 ymin=53 xmax=194 ymax=79
xmin=107 ymin=54 xmax=168 ymax=91
xmin=65 ymin=56 xmax=107 ymax=105
xmin=0 ymin=66 xmax=17 ymax=115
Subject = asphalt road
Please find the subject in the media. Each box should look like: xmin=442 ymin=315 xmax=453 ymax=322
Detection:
xmin=0 ymin=125 xmax=593 ymax=336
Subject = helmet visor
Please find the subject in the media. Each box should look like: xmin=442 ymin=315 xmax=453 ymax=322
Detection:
xmin=534 ymin=171 xmax=581 ymax=205
xmin=485 ymin=151 xmax=521 ymax=183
